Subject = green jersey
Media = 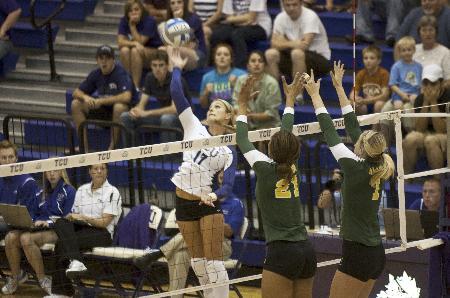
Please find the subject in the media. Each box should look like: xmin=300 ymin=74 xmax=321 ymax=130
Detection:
xmin=316 ymin=105 xmax=383 ymax=246
xmin=236 ymin=108 xmax=307 ymax=244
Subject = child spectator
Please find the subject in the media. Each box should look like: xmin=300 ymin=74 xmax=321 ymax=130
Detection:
xmin=389 ymin=36 xmax=422 ymax=111
xmin=199 ymin=43 xmax=246 ymax=108
xmin=160 ymin=0 xmax=207 ymax=70
xmin=118 ymin=0 xmax=161 ymax=88
xmin=189 ymin=0 xmax=224 ymax=47
xmin=349 ymin=45 xmax=389 ymax=115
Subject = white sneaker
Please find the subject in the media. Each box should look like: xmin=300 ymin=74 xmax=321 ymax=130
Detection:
xmin=43 ymin=295 xmax=72 ymax=298
xmin=1 ymin=270 xmax=28 ymax=294
xmin=65 ymin=259 xmax=87 ymax=279
xmin=39 ymin=276 xmax=52 ymax=295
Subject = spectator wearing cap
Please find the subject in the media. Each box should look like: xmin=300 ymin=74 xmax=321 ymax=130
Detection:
xmin=71 ymin=45 xmax=138 ymax=150
xmin=0 ymin=0 xmax=21 ymax=59
xmin=413 ymin=15 xmax=450 ymax=88
xmin=397 ymin=0 xmax=450 ymax=48
xmin=402 ymin=64 xmax=449 ymax=174
xmin=118 ymin=0 xmax=161 ymax=88
xmin=409 ymin=177 xmax=441 ymax=211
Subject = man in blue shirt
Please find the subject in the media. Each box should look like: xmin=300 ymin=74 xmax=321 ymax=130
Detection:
xmin=71 ymin=45 xmax=138 ymax=149
xmin=409 ymin=177 xmax=441 ymax=211
xmin=0 ymin=140 xmax=41 ymax=237
xmin=134 ymin=194 xmax=244 ymax=298
xmin=0 ymin=0 xmax=21 ymax=59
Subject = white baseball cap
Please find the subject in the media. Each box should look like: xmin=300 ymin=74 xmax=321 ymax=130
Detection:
xmin=422 ymin=64 xmax=443 ymax=82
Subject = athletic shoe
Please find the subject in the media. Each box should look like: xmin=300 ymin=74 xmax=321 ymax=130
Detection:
xmin=65 ymin=259 xmax=87 ymax=279
xmin=1 ymin=270 xmax=28 ymax=294
xmin=39 ymin=276 xmax=52 ymax=295
xmin=133 ymin=249 xmax=164 ymax=270
xmin=43 ymin=295 xmax=72 ymax=298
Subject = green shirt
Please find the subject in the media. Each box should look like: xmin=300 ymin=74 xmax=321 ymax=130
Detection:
xmin=236 ymin=108 xmax=307 ymax=243
xmin=317 ymin=107 xmax=382 ymax=246
xmin=232 ymin=74 xmax=282 ymax=130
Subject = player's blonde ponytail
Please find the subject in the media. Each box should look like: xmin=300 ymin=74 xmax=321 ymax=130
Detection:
xmin=358 ymin=130 xmax=395 ymax=187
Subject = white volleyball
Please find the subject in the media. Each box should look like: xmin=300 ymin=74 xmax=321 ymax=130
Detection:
xmin=158 ymin=18 xmax=191 ymax=47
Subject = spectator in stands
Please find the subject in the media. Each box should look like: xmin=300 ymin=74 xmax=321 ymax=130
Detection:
xmin=348 ymin=0 xmax=409 ymax=47
xmin=118 ymin=0 xmax=162 ymax=88
xmin=160 ymin=0 xmax=207 ymax=70
xmin=265 ymin=0 xmax=331 ymax=103
xmin=232 ymin=51 xmax=282 ymax=131
xmin=317 ymin=169 xmax=343 ymax=227
xmin=71 ymin=45 xmax=136 ymax=150
xmin=409 ymin=177 xmax=441 ymax=210
xmin=0 ymin=0 xmax=21 ymax=59
xmin=120 ymin=50 xmax=191 ymax=143
xmin=134 ymin=171 xmax=244 ymax=298
xmin=199 ymin=43 xmax=246 ymax=108
xmin=143 ymin=0 xmax=167 ymax=23
xmin=349 ymin=45 xmax=390 ymax=115
xmin=0 ymin=140 xmax=41 ymax=237
xmin=210 ymin=0 xmax=272 ymax=68
xmin=389 ymin=36 xmax=422 ymax=112
xmin=47 ymin=163 xmax=122 ymax=298
xmin=2 ymin=170 xmax=75 ymax=295
xmin=402 ymin=64 xmax=449 ymax=174
xmin=413 ymin=15 xmax=450 ymax=88
xmin=397 ymin=0 xmax=450 ymax=48
xmin=189 ymin=0 xmax=224 ymax=47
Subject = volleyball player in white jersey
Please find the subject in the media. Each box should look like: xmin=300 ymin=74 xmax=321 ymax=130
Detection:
xmin=167 ymin=47 xmax=237 ymax=298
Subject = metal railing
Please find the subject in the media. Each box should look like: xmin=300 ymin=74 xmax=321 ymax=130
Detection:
xmin=30 ymin=0 xmax=66 ymax=81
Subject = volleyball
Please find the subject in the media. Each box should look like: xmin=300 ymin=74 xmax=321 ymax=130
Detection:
xmin=158 ymin=18 xmax=191 ymax=47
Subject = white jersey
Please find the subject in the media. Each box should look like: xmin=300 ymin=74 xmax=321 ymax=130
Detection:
xmin=171 ymin=108 xmax=234 ymax=197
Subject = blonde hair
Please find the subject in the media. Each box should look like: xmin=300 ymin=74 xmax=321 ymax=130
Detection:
xmin=213 ymin=99 xmax=236 ymax=132
xmin=394 ymin=36 xmax=416 ymax=61
xmin=355 ymin=131 xmax=395 ymax=188
xmin=42 ymin=169 xmax=72 ymax=200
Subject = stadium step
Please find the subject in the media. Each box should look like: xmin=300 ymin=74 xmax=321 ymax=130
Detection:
xmin=103 ymin=1 xmax=124 ymax=15
xmin=25 ymin=55 xmax=97 ymax=74
xmin=65 ymin=28 xmax=117 ymax=45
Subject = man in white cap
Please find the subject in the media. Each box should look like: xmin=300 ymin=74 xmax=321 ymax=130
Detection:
xmin=403 ymin=64 xmax=449 ymax=174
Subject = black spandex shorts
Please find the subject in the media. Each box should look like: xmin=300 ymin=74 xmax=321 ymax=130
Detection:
xmin=264 ymin=240 xmax=317 ymax=280
xmin=279 ymin=49 xmax=331 ymax=79
xmin=338 ymin=240 xmax=386 ymax=282
xmin=175 ymin=195 xmax=222 ymax=221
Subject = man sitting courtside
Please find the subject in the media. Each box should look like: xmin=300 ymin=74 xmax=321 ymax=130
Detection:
xmin=409 ymin=177 xmax=441 ymax=211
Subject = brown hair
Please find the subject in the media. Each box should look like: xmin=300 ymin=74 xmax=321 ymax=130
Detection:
xmin=124 ymin=0 xmax=146 ymax=21
xmin=0 ymin=140 xmax=18 ymax=157
xmin=354 ymin=131 xmax=395 ymax=187
xmin=269 ymin=130 xmax=301 ymax=182
xmin=417 ymin=15 xmax=438 ymax=35
xmin=167 ymin=0 xmax=191 ymax=20
xmin=150 ymin=49 xmax=169 ymax=64
xmin=212 ymin=43 xmax=234 ymax=66
xmin=362 ymin=45 xmax=382 ymax=60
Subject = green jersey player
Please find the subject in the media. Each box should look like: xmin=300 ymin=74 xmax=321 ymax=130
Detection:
xmin=237 ymin=73 xmax=317 ymax=298
xmin=304 ymin=61 xmax=395 ymax=298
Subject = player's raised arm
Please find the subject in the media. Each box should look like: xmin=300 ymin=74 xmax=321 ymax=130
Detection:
xmin=168 ymin=47 xmax=190 ymax=115
xmin=330 ymin=61 xmax=362 ymax=143
xmin=236 ymin=75 xmax=258 ymax=156
xmin=280 ymin=73 xmax=302 ymax=132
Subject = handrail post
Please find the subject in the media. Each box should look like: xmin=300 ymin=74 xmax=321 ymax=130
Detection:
xmin=46 ymin=22 xmax=59 ymax=81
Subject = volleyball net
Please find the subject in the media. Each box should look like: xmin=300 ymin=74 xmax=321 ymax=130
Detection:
xmin=0 ymin=107 xmax=448 ymax=297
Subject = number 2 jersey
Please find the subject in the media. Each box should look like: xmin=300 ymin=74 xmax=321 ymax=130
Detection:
xmin=316 ymin=105 xmax=383 ymax=247
xmin=236 ymin=107 xmax=307 ymax=244
xmin=170 ymin=68 xmax=237 ymax=198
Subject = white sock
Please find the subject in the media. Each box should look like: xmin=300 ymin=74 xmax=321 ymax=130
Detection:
xmin=190 ymin=257 xmax=213 ymax=297
xmin=206 ymin=260 xmax=229 ymax=298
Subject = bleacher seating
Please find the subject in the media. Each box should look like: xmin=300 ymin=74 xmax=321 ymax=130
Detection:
xmin=10 ymin=22 xmax=59 ymax=49
xmin=0 ymin=52 xmax=19 ymax=77
xmin=16 ymin=0 xmax=97 ymax=21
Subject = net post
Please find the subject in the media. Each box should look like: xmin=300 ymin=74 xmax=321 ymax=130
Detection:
xmin=393 ymin=114 xmax=407 ymax=245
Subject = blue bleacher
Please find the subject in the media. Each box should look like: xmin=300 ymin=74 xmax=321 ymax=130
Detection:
xmin=11 ymin=22 xmax=59 ymax=49
xmin=0 ymin=52 xmax=19 ymax=77
xmin=16 ymin=0 xmax=97 ymax=21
